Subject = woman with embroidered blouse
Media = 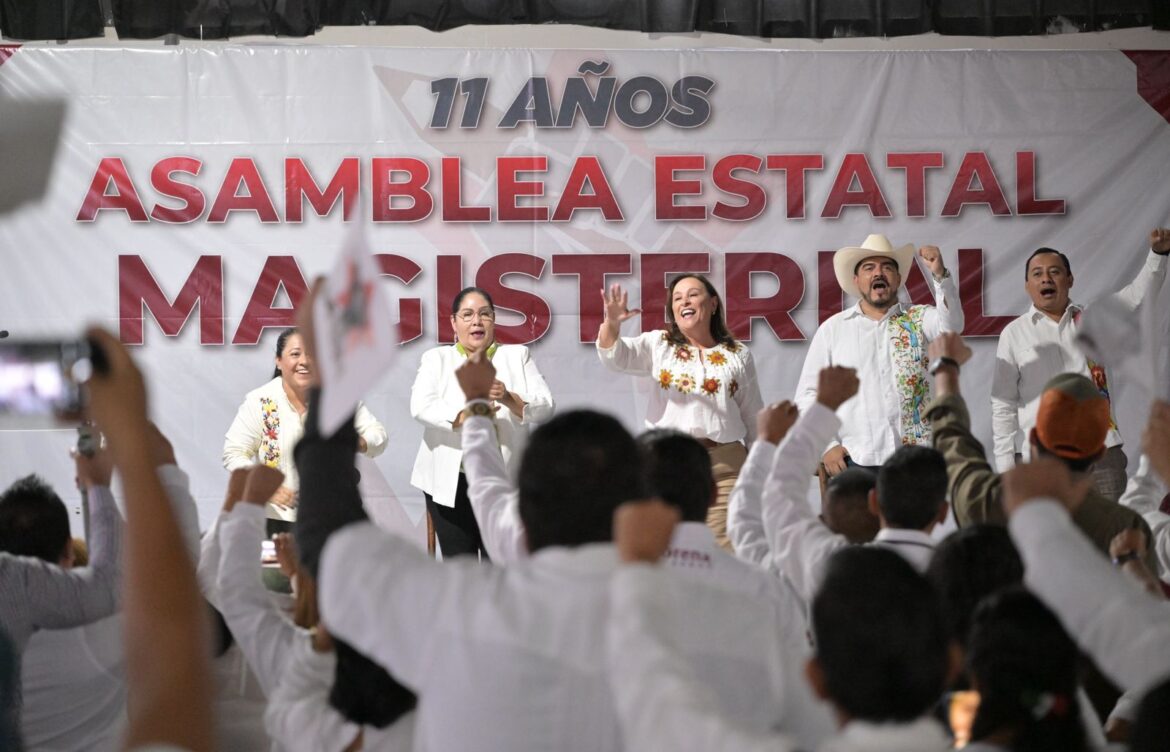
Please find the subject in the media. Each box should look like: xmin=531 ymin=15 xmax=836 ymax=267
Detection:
xmin=222 ymin=328 xmax=387 ymax=532
xmin=597 ymin=273 xmax=763 ymax=550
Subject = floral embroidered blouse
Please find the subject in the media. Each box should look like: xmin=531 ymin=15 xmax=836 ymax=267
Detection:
xmin=598 ymin=330 xmax=763 ymax=445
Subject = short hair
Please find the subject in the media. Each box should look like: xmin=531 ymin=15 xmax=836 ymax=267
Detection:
xmin=811 ymin=547 xmax=948 ymax=723
xmin=0 ymin=475 xmax=71 ymax=563
xmin=450 ymin=286 xmax=495 ymax=315
xmin=518 ymin=410 xmax=644 ymax=552
xmin=875 ymin=445 xmax=948 ymax=530
xmin=272 ymin=327 xmax=300 ymax=379
xmin=925 ymin=525 xmax=1024 ymax=650
xmin=1024 ymin=247 xmax=1072 ymax=279
xmin=967 ymin=587 xmax=1086 ymax=751
xmin=823 ymin=468 xmax=878 ymax=543
xmin=637 ymin=430 xmax=713 ymax=523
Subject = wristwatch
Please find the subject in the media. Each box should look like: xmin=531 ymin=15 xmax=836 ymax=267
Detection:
xmin=928 ymin=356 xmax=959 ymax=375
xmin=465 ymin=400 xmax=495 ymax=419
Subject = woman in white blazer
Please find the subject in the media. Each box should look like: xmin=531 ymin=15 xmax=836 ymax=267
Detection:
xmin=410 ymin=287 xmax=554 ymax=559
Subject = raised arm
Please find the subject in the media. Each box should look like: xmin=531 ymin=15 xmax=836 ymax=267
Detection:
xmin=457 ymin=347 xmax=529 ymax=563
xmin=917 ymin=245 xmax=963 ymax=337
xmin=263 ymin=634 xmax=365 ymax=752
xmin=761 ymin=387 xmax=851 ymax=604
xmin=86 ymin=328 xmax=213 ymax=752
xmin=216 ymin=466 xmax=301 ymax=696
xmin=607 ymin=501 xmax=799 ymax=752
xmin=1005 ymin=463 xmax=1170 ymax=695
xmin=596 ymin=283 xmax=656 ymax=375
xmin=1110 ymin=228 xmax=1169 ymax=310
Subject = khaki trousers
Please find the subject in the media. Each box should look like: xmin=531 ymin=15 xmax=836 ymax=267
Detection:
xmin=705 ymin=441 xmax=748 ymax=551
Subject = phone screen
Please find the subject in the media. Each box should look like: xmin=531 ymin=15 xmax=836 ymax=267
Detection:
xmin=0 ymin=341 xmax=90 ymax=427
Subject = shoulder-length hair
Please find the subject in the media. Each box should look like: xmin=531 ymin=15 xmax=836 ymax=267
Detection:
xmin=663 ymin=273 xmax=738 ymax=350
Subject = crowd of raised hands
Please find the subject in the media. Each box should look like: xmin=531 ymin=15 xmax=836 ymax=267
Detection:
xmin=1 ymin=276 xmax=1169 ymax=752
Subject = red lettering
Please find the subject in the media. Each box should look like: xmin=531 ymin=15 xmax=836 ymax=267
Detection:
xmin=550 ymin=254 xmax=633 ymax=342
xmin=655 ymin=155 xmax=706 ymax=221
xmin=552 ymin=157 xmax=624 ymax=222
xmin=436 ymin=255 xmax=465 ymax=344
xmin=639 ymin=253 xmax=711 ymax=333
xmin=208 ymin=159 xmax=279 ymax=223
xmin=231 ymin=257 xmax=309 ymax=344
xmin=712 ymin=155 xmax=766 ymax=222
xmin=372 ymin=157 xmax=433 ymax=222
xmin=440 ymin=157 xmax=491 ymax=222
xmin=903 ymin=260 xmax=935 ymax=307
xmin=375 ymin=254 xmax=424 ymax=344
xmin=149 ymin=157 xmax=205 ymax=223
xmin=475 ymin=253 xmax=551 ymax=344
xmin=1015 ymin=151 xmax=1065 ymax=215
xmin=817 ymin=250 xmax=842 ymax=324
xmin=497 ymin=156 xmax=549 ymax=222
xmin=285 ymin=157 xmax=359 ymax=222
xmin=887 ymin=152 xmax=944 ymax=218
xmin=958 ymin=248 xmax=1015 ymax=336
xmin=942 ymin=152 xmax=1011 ymax=217
xmin=724 ymin=253 xmax=805 ymax=341
xmin=821 ymin=153 xmax=892 ymax=219
xmin=77 ymin=158 xmax=148 ymax=222
xmin=118 ymin=255 xmax=223 ymax=344
xmin=765 ymin=154 xmax=824 ymax=220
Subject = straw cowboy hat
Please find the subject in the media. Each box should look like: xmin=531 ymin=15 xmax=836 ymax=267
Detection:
xmin=833 ymin=234 xmax=916 ymax=299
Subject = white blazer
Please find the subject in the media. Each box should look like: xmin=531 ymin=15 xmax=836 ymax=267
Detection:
xmin=410 ymin=344 xmax=554 ymax=508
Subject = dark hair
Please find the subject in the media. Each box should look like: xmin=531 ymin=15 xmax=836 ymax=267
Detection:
xmin=876 ymin=445 xmax=948 ymax=530
xmin=450 ymin=286 xmax=495 ymax=315
xmin=0 ymin=474 xmax=71 ymax=563
xmin=967 ymin=588 xmax=1086 ymax=752
xmin=1024 ymin=247 xmax=1073 ymax=279
xmin=926 ymin=525 xmax=1024 ymax=651
xmin=822 ymin=468 xmax=879 ymax=543
xmin=272 ymin=327 xmax=300 ymax=379
xmin=518 ymin=410 xmax=644 ymax=552
xmin=664 ymin=274 xmax=737 ymax=349
xmin=1132 ymin=676 xmax=1170 ymax=752
xmin=812 ymin=547 xmax=948 ymax=723
xmin=637 ymin=430 xmax=713 ymax=523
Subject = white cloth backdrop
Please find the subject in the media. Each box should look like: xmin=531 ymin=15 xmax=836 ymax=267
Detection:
xmin=1 ymin=45 xmax=1168 ymax=542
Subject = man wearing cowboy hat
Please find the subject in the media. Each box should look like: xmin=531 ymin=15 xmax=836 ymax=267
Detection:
xmin=794 ymin=234 xmax=963 ymax=474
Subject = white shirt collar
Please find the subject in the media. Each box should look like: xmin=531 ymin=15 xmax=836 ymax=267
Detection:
xmin=873 ymin=528 xmax=937 ymax=549
xmin=528 ymin=543 xmax=617 ymax=575
xmin=1027 ymin=301 xmax=1082 ymax=325
xmin=843 ymin=300 xmax=906 ymax=322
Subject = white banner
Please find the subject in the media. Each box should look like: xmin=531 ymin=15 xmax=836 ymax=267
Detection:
xmin=1 ymin=44 xmax=1169 ymax=538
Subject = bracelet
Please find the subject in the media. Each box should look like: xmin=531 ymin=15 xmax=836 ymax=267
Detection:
xmin=465 ymin=400 xmax=496 ymax=419
xmin=928 ymin=356 xmax=959 ymax=375
xmin=1112 ymin=550 xmax=1141 ymax=567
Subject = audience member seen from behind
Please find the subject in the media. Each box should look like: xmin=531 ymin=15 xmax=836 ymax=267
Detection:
xmin=963 ymin=587 xmax=1087 ymax=752
xmin=821 ymin=468 xmax=879 ymax=543
xmin=83 ymin=327 xmax=212 ymax=752
xmin=0 ymin=459 xmax=128 ymax=752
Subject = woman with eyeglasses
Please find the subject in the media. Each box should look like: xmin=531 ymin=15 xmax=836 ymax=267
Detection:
xmin=597 ymin=274 xmax=763 ymax=551
xmin=410 ymin=286 xmax=555 ymax=560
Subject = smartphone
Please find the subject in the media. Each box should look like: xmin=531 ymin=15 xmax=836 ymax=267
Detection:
xmin=0 ymin=340 xmax=95 ymax=427
xmin=261 ymin=539 xmax=278 ymax=565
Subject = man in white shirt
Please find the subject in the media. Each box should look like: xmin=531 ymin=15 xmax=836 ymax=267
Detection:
xmin=764 ymin=367 xmax=949 ymax=602
xmin=796 ymin=235 xmax=963 ymax=473
xmin=608 ymin=500 xmax=953 ymax=752
xmin=316 ymin=358 xmax=834 ymax=752
xmin=991 ymin=228 xmax=1170 ymax=498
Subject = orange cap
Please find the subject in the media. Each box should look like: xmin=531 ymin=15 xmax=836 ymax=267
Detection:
xmin=1034 ymin=374 xmax=1110 ymax=460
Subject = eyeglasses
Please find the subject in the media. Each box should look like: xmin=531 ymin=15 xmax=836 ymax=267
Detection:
xmin=456 ymin=308 xmax=495 ymax=323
